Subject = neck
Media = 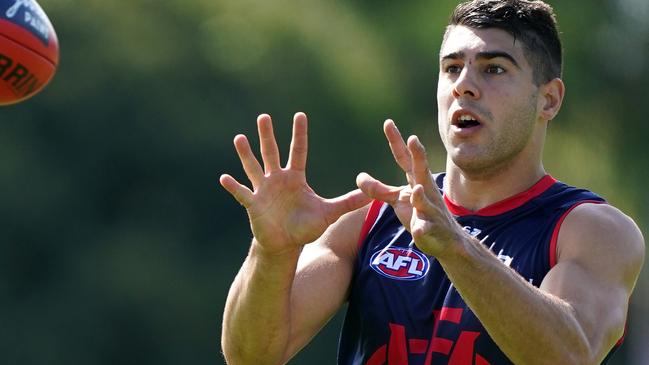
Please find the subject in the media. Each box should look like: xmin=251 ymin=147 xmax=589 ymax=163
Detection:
xmin=444 ymin=156 xmax=546 ymax=212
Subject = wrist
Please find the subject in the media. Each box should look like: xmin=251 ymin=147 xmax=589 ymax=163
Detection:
xmin=250 ymin=238 xmax=304 ymax=260
xmin=434 ymin=233 xmax=478 ymax=265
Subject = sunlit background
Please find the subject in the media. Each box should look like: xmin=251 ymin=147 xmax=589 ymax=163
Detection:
xmin=1 ymin=0 xmax=647 ymax=364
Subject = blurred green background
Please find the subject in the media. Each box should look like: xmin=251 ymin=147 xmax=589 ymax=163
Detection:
xmin=1 ymin=0 xmax=647 ymax=364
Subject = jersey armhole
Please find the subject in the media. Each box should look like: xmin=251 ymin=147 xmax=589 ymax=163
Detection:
xmin=548 ymin=200 xmax=605 ymax=268
xmin=357 ymin=200 xmax=385 ymax=249
xmin=548 ymin=200 xmax=628 ymax=352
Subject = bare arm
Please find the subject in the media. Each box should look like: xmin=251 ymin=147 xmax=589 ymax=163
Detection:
xmin=538 ymin=203 xmax=645 ymax=362
xmin=223 ymin=207 xmax=368 ymax=365
xmin=433 ymin=203 xmax=644 ymax=364
xmin=357 ymin=120 xmax=645 ymax=364
xmin=282 ymin=205 xmax=368 ymax=361
xmin=220 ymin=113 xmax=370 ymax=365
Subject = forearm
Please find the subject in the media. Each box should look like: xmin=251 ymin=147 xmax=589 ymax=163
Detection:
xmin=222 ymin=241 xmax=302 ymax=365
xmin=438 ymin=238 xmax=593 ymax=365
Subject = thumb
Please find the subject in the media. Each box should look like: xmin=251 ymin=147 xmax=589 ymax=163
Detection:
xmin=324 ymin=188 xmax=372 ymax=221
xmin=356 ymin=172 xmax=402 ymax=204
xmin=219 ymin=174 xmax=254 ymax=207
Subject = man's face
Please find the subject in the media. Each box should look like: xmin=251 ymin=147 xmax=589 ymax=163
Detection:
xmin=437 ymin=25 xmax=542 ymax=176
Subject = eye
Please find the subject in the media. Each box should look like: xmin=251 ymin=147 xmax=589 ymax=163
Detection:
xmin=485 ymin=65 xmax=505 ymax=74
xmin=444 ymin=64 xmax=462 ymax=74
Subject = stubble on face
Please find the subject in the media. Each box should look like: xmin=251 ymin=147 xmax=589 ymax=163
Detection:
xmin=451 ymin=91 xmax=539 ymax=178
xmin=437 ymin=26 xmax=541 ymax=180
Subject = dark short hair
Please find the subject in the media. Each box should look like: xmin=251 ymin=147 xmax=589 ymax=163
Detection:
xmin=446 ymin=0 xmax=562 ymax=85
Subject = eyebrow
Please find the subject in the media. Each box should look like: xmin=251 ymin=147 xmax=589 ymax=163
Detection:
xmin=441 ymin=51 xmax=520 ymax=68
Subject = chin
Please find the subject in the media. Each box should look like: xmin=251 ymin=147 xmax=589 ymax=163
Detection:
xmin=450 ymin=151 xmax=500 ymax=178
xmin=449 ymin=144 xmax=485 ymax=165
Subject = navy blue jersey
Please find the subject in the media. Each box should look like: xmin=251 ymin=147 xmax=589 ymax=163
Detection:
xmin=337 ymin=174 xmax=619 ymax=365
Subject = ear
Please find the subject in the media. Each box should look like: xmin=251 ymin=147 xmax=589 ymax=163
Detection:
xmin=538 ymin=78 xmax=565 ymax=121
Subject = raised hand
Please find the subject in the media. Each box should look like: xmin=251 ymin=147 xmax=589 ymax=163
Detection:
xmin=220 ymin=113 xmax=371 ymax=254
xmin=356 ymin=120 xmax=464 ymax=257
xmin=356 ymin=120 xmax=416 ymax=229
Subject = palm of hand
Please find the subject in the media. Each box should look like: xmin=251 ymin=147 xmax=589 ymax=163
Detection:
xmin=247 ymin=171 xmax=333 ymax=250
xmin=220 ymin=113 xmax=371 ymax=254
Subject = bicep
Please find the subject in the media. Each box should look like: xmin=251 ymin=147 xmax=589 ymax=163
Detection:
xmin=282 ymin=204 xmax=370 ymax=362
xmin=540 ymin=203 xmax=644 ymax=361
xmin=540 ymin=259 xmax=628 ymax=358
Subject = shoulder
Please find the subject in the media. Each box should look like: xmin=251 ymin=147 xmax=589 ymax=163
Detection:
xmin=538 ymin=178 xmax=604 ymax=210
xmin=542 ymin=202 xmax=644 ymax=361
xmin=557 ymin=203 xmax=645 ymax=286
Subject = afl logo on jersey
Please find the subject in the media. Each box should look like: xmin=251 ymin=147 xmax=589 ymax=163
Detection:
xmin=370 ymin=247 xmax=430 ymax=281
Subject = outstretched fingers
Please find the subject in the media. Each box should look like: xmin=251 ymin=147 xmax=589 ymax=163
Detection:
xmin=384 ymin=120 xmax=414 ymax=184
xmin=233 ymin=134 xmax=264 ymax=189
xmin=324 ymin=189 xmax=372 ymax=223
xmin=257 ymin=114 xmax=282 ymax=174
xmin=410 ymin=184 xmax=439 ymax=219
xmin=287 ymin=112 xmax=308 ymax=171
xmin=407 ymin=135 xmax=442 ymax=204
xmin=356 ymin=172 xmax=403 ymax=204
xmin=219 ymin=174 xmax=254 ymax=207
xmin=409 ymin=184 xmax=440 ymax=237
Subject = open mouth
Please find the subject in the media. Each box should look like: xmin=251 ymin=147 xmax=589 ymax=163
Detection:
xmin=455 ymin=114 xmax=481 ymax=128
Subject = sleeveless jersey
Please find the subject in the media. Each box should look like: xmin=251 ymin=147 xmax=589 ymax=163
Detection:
xmin=337 ymin=174 xmax=619 ymax=365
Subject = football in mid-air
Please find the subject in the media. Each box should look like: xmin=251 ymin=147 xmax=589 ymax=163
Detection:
xmin=0 ymin=0 xmax=59 ymax=105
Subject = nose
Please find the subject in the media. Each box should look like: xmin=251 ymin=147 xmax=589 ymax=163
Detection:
xmin=452 ymin=67 xmax=480 ymax=100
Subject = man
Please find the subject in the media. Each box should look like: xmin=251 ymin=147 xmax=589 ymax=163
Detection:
xmin=219 ymin=0 xmax=645 ymax=364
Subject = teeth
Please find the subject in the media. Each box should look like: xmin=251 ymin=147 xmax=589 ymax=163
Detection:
xmin=458 ymin=114 xmax=476 ymax=121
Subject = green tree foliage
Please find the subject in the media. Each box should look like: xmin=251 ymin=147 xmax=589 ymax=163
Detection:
xmin=0 ymin=0 xmax=646 ymax=364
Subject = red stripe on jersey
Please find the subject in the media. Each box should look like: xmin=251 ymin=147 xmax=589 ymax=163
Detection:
xmin=357 ymin=200 xmax=385 ymax=249
xmin=365 ymin=345 xmax=385 ymax=365
xmin=388 ymin=323 xmax=408 ymax=364
xmin=548 ymin=200 xmax=605 ymax=268
xmin=476 ymin=353 xmax=492 ymax=365
xmin=444 ymin=175 xmax=557 ymax=217
xmin=409 ymin=339 xmax=429 ymax=354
